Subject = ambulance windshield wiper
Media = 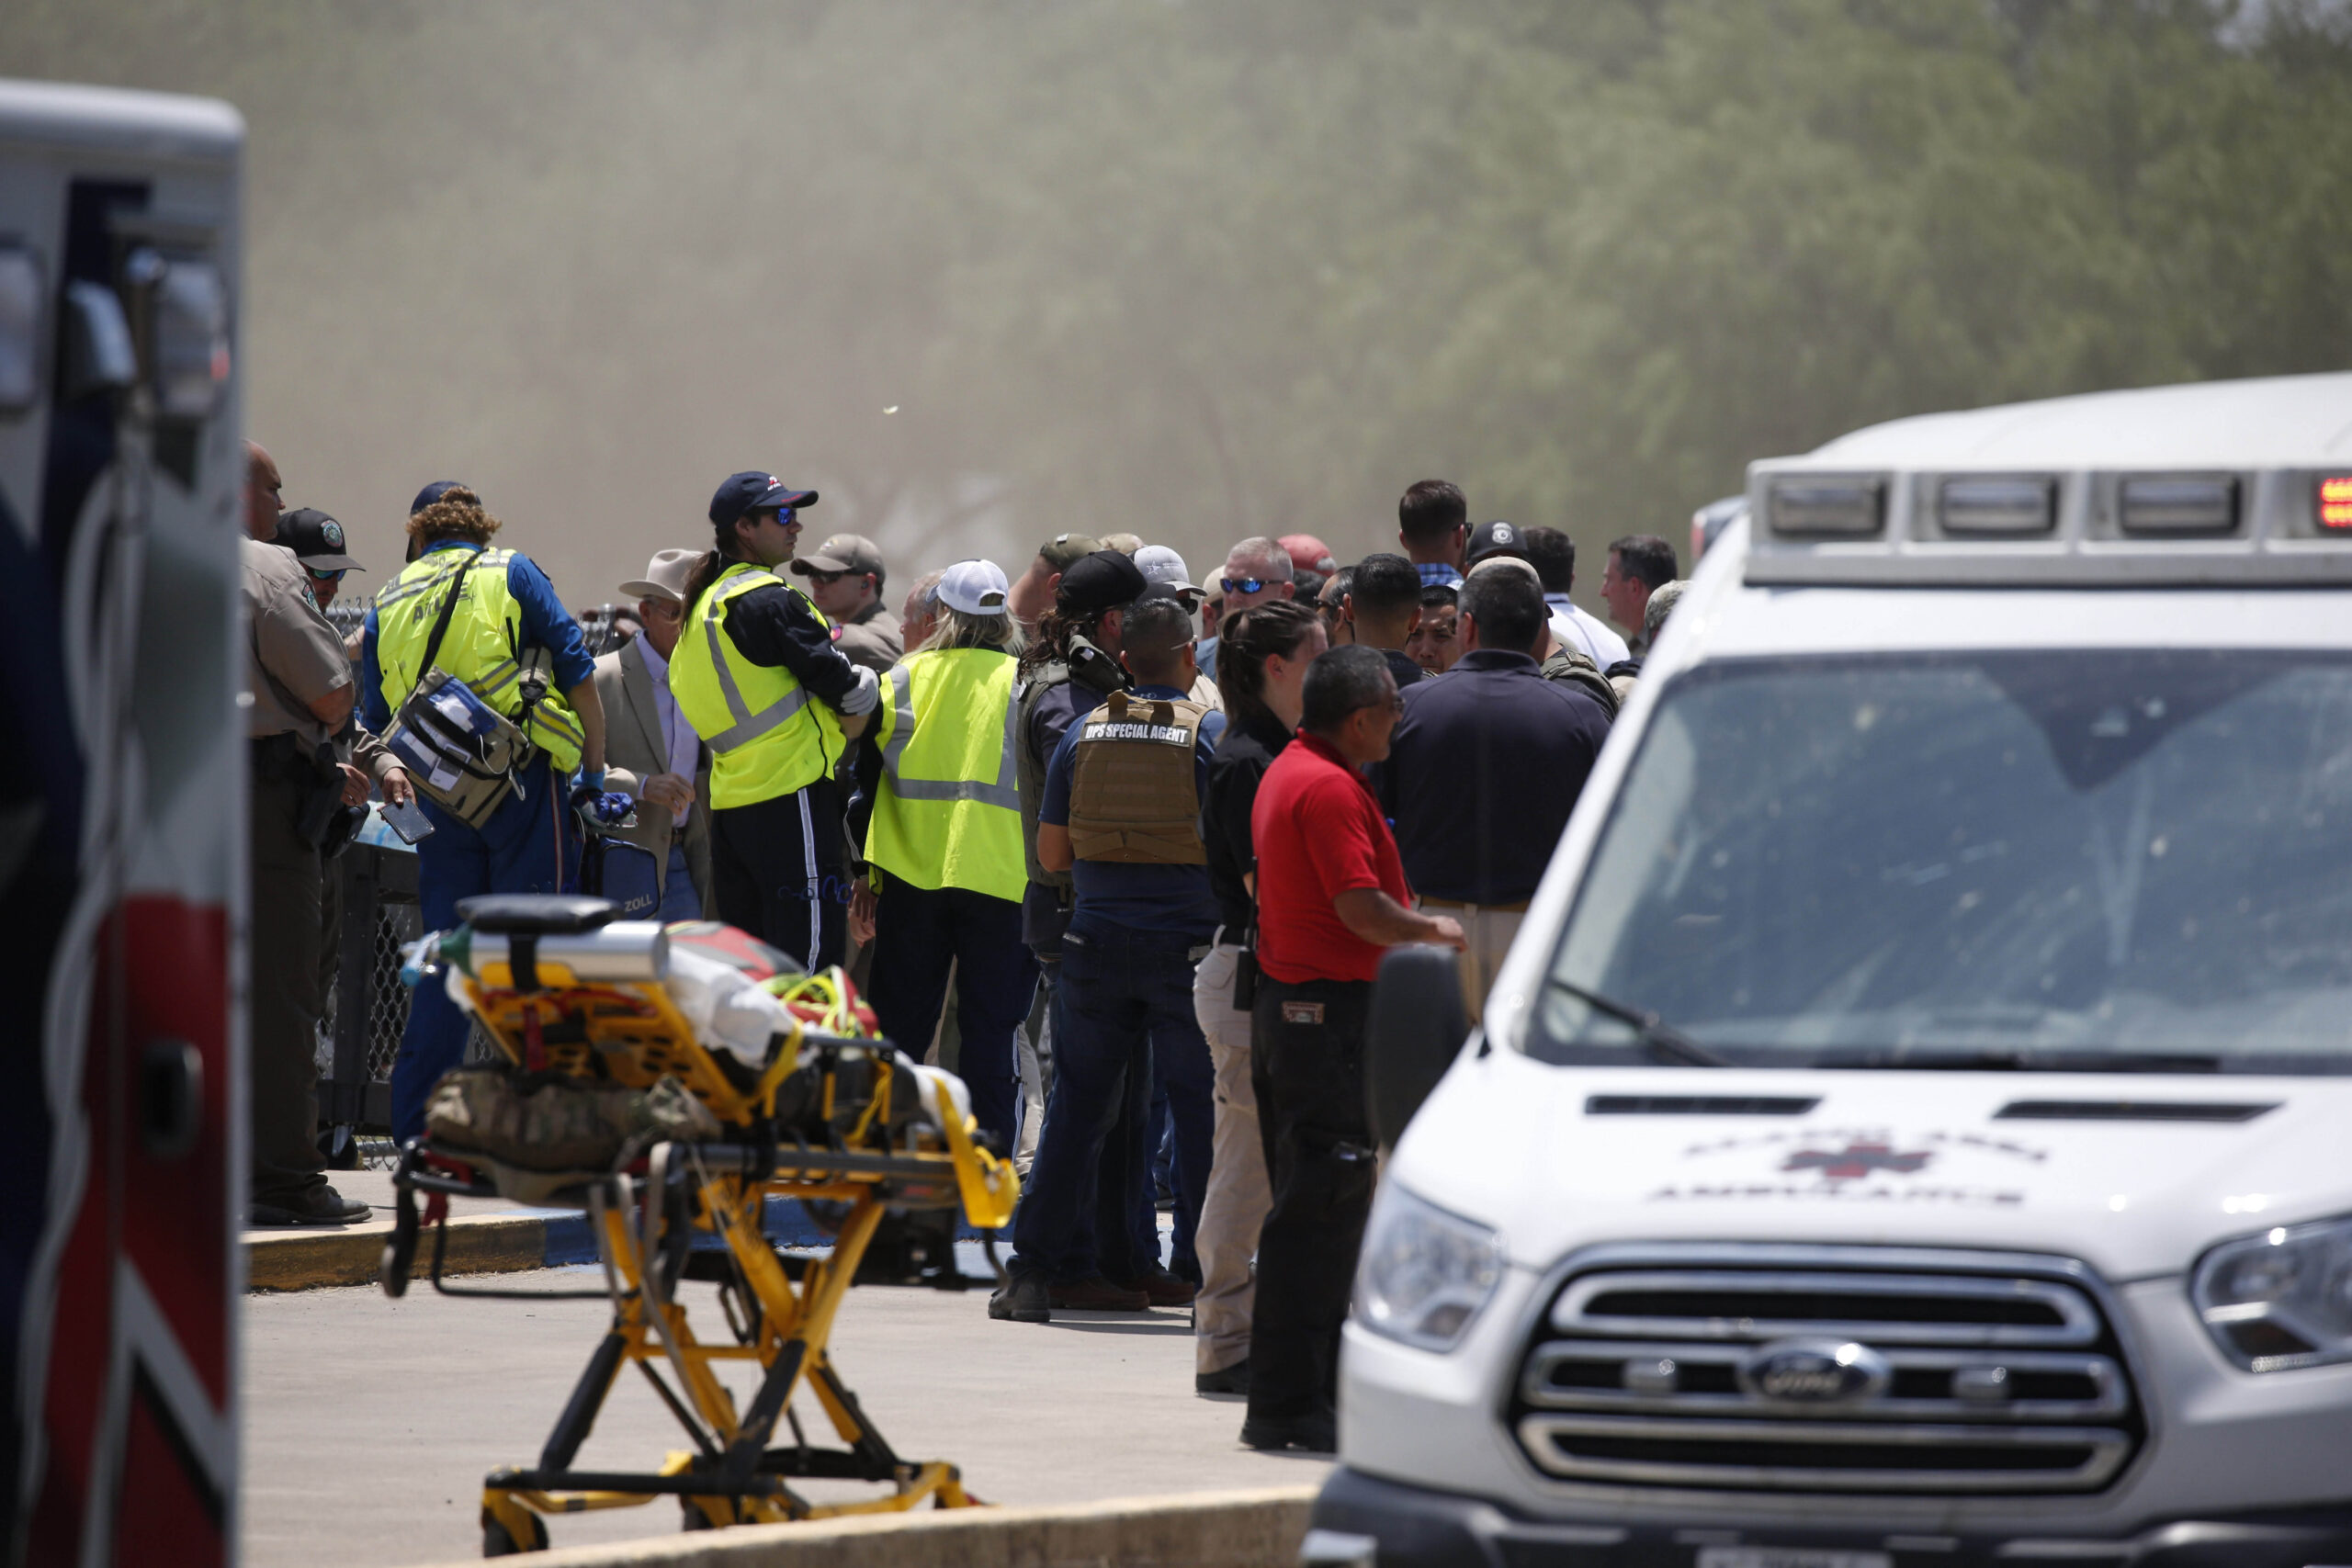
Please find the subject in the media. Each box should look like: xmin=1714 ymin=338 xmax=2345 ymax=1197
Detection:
xmin=1545 ymin=977 xmax=1731 ymax=1068
xmin=1810 ymin=1047 xmax=2223 ymax=1073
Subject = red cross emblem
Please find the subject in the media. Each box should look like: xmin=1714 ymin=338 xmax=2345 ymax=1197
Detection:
xmin=1781 ymin=1141 xmax=1933 ymax=1181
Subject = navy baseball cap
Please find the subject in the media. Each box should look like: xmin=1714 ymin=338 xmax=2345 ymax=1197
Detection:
xmin=410 ymin=479 xmax=467 ymax=515
xmin=710 ymin=471 xmax=820 ymax=528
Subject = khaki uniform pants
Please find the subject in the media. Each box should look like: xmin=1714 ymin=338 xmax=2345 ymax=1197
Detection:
xmin=1191 ymin=942 xmax=1269 ymax=1376
xmin=1418 ymin=899 xmax=1526 ymax=1026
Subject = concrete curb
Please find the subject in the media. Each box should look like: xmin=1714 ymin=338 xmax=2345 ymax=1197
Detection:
xmin=244 ymin=1196 xmax=970 ymax=1292
xmin=415 ymin=1485 xmax=1319 ymax=1568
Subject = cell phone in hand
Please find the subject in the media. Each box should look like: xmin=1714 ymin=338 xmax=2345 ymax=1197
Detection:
xmin=379 ymin=796 xmax=435 ymax=844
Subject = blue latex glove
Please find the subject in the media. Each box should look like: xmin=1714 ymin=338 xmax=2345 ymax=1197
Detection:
xmin=568 ymin=781 xmax=635 ymax=827
xmin=577 ymin=767 xmax=606 ymax=794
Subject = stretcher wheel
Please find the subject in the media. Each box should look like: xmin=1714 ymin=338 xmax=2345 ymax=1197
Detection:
xmin=481 ymin=1510 xmax=547 ymax=1556
xmin=380 ymin=1190 xmax=420 ymax=1299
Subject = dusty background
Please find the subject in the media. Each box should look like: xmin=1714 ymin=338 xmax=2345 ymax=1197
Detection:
xmin=9 ymin=0 xmax=2348 ymax=608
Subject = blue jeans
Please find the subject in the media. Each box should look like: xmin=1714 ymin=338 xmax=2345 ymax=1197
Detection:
xmin=1136 ymin=1021 xmax=1214 ymax=1278
xmin=1012 ymin=914 xmax=1212 ymax=1284
xmin=657 ymin=840 xmax=703 ymax=922
xmin=390 ymin=758 xmax=576 ymax=1142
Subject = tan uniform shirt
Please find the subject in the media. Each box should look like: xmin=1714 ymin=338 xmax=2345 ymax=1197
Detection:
xmin=833 ymin=603 xmax=903 ymax=674
xmin=243 ymin=537 xmax=352 ymax=747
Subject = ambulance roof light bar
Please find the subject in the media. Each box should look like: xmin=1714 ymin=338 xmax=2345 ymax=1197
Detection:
xmin=1740 ymin=375 xmax=2352 ymax=587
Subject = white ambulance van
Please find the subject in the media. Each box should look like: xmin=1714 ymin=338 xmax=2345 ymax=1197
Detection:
xmin=0 ymin=78 xmax=244 ymax=1565
xmin=1316 ymin=374 xmax=2352 ymax=1568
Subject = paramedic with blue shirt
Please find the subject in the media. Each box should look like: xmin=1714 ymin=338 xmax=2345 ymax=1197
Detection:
xmin=992 ymin=592 xmax=1225 ymax=1323
xmin=361 ymin=482 xmax=606 ymax=1142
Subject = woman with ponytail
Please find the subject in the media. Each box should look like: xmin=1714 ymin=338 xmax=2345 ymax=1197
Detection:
xmin=1186 ymin=596 xmax=1325 ymax=1395
xmin=667 ymin=471 xmax=880 ymax=973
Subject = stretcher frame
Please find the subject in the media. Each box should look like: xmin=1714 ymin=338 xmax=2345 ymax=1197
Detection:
xmin=379 ymin=944 xmax=1018 ymax=1556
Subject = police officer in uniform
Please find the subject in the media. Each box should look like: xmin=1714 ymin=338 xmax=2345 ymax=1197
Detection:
xmin=671 ymin=472 xmax=878 ymax=971
xmin=242 ymin=442 xmax=371 ymax=1224
xmin=361 ymin=483 xmax=606 ymax=1143
xmin=993 ymin=592 xmax=1225 ymax=1322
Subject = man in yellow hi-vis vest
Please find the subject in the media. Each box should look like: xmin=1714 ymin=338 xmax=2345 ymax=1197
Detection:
xmin=671 ymin=471 xmax=878 ymax=971
xmin=848 ymin=558 xmax=1036 ymax=1149
xmin=360 ymin=481 xmax=607 ymax=1142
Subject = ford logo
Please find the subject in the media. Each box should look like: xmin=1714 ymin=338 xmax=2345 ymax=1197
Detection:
xmin=1736 ymin=1339 xmax=1892 ymax=1404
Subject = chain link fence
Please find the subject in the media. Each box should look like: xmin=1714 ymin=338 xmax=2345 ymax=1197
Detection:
xmin=311 ymin=589 xmax=629 ymax=1168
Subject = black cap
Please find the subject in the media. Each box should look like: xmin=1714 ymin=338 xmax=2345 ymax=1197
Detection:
xmin=710 ymin=470 xmax=819 ymax=529
xmin=1054 ymin=549 xmax=1148 ymax=615
xmin=410 ymin=479 xmax=467 ymax=515
xmin=275 ymin=507 xmax=365 ymax=571
xmin=1467 ymin=518 xmax=1529 ymax=564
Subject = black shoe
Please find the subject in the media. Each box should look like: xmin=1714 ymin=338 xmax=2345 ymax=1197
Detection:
xmin=1240 ymin=1412 xmax=1336 ymax=1453
xmin=1114 ymin=1264 xmax=1198 ymax=1308
xmin=249 ymin=1184 xmax=371 ymax=1227
xmin=1196 ymin=1358 xmax=1250 ymax=1396
xmin=988 ymin=1272 xmax=1051 ymax=1323
xmin=1047 ymin=1274 xmax=1151 ymax=1311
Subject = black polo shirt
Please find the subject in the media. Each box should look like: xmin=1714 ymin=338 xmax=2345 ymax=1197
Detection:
xmin=1201 ymin=705 xmax=1294 ymax=937
xmin=1381 ymin=647 xmax=1425 ymax=690
xmin=1377 ymin=648 xmax=1611 ymax=905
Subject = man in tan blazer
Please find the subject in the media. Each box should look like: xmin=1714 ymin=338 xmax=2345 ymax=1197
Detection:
xmin=595 ymin=548 xmax=714 ymax=920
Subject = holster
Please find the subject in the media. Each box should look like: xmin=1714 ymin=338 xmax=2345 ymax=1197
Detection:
xmin=1233 ymin=935 xmax=1260 ymax=1011
xmin=260 ymin=733 xmax=349 ymax=853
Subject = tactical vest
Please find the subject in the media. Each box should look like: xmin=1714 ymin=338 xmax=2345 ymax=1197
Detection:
xmin=864 ymin=647 xmax=1026 ymax=903
xmin=1068 ymin=690 xmax=1208 ymax=864
xmin=1539 ymin=646 xmax=1622 ymax=717
xmin=373 ymin=545 xmax=587 ymax=771
xmin=1012 ymin=637 xmax=1129 ymax=890
xmin=670 ymin=561 xmax=845 ymax=809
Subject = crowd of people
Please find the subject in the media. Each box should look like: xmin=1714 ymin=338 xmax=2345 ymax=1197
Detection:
xmin=239 ymin=439 xmax=1688 ymax=1454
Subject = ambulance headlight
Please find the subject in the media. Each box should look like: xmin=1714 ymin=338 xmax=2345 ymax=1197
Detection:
xmin=1355 ymin=1184 xmax=1506 ymax=1352
xmin=2193 ymin=1215 xmax=2352 ymax=1371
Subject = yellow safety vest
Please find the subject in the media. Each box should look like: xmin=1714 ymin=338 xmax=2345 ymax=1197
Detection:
xmin=864 ymin=647 xmax=1025 ymax=903
xmin=373 ymin=545 xmax=586 ymax=771
xmin=670 ymin=561 xmax=845 ymax=809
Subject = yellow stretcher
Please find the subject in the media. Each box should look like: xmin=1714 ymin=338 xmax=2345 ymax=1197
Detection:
xmin=378 ymin=896 xmax=1019 ymax=1556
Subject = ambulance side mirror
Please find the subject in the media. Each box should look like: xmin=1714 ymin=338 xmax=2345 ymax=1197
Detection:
xmin=1365 ymin=944 xmax=1469 ymax=1148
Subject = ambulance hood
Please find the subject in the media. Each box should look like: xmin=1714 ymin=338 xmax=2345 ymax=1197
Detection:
xmin=1392 ymin=1047 xmax=2352 ymax=1281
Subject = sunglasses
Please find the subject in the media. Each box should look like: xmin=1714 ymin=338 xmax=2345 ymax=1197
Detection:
xmin=304 ymin=565 xmax=346 ymax=583
xmin=804 ymin=568 xmax=866 ymax=586
xmin=1221 ymin=576 xmax=1272 ymax=595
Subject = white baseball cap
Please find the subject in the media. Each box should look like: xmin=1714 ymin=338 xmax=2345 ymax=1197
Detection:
xmin=935 ymin=558 xmax=1010 ymax=615
xmin=1133 ymin=544 xmax=1204 ymax=597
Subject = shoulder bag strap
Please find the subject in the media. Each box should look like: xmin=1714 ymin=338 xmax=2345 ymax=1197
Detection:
xmin=414 ymin=551 xmax=479 ymax=682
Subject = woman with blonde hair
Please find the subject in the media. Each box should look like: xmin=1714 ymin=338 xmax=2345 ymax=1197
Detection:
xmin=851 ymin=559 xmax=1036 ymax=1148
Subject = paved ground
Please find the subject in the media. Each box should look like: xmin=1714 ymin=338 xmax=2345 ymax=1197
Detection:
xmin=242 ymin=1266 xmax=1330 ymax=1568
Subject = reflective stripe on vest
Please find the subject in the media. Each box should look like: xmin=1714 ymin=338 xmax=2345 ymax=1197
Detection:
xmin=864 ymin=648 xmax=1025 ymax=901
xmin=669 ymin=561 xmax=842 ymax=809
xmin=373 ymin=545 xmax=584 ymax=771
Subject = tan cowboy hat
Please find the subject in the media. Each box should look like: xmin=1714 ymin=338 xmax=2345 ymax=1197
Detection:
xmin=618 ymin=547 xmax=700 ymax=604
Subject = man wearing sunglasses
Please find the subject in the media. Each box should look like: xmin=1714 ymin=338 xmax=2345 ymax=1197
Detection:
xmin=274 ymin=505 xmax=364 ymax=610
xmin=791 ymin=532 xmax=902 ymax=674
xmin=1200 ymin=536 xmax=1295 ymax=685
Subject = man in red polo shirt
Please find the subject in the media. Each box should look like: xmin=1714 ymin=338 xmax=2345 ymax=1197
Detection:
xmin=1243 ymin=644 xmax=1464 ymax=1453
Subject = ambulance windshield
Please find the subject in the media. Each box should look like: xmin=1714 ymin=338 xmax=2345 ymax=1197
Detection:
xmin=1533 ymin=650 xmax=2352 ymax=1073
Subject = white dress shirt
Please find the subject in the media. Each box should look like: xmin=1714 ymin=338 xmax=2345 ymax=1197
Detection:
xmin=634 ymin=637 xmax=699 ymax=828
xmin=1546 ymin=594 xmax=1631 ymax=669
